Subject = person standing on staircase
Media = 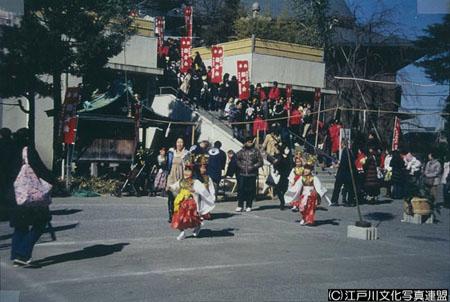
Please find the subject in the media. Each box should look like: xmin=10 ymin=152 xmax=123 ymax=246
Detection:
xmin=236 ymin=136 xmax=263 ymax=212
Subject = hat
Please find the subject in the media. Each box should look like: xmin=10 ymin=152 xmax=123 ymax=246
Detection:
xmin=196 ymin=154 xmax=209 ymax=167
xmin=184 ymin=154 xmax=196 ymax=169
xmin=245 ymin=135 xmax=254 ymax=142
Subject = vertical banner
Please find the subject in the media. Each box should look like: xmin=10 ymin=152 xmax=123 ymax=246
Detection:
xmin=392 ymin=116 xmax=401 ymax=151
xmin=184 ymin=6 xmax=193 ymax=37
xmin=59 ymin=87 xmax=81 ymax=141
xmin=64 ymin=116 xmax=78 ymax=145
xmin=211 ymin=45 xmax=224 ymax=84
xmin=314 ymin=88 xmax=321 ymax=102
xmin=237 ymin=60 xmax=250 ymax=100
xmin=180 ymin=37 xmax=192 ymax=73
xmin=155 ymin=16 xmax=165 ymax=53
xmin=286 ymin=84 xmax=293 ymax=103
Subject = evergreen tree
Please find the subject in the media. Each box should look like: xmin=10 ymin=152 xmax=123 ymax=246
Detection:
xmin=0 ymin=0 xmax=134 ymax=172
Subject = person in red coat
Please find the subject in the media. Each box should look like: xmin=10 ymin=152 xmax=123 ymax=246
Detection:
xmin=253 ymin=114 xmax=268 ymax=143
xmin=328 ymin=120 xmax=342 ymax=156
xmin=255 ymin=83 xmax=267 ymax=101
xmin=268 ymin=81 xmax=280 ymax=101
xmin=289 ymin=106 xmax=302 ymax=138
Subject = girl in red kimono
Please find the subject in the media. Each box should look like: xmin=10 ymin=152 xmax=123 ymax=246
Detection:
xmin=285 ymin=162 xmax=327 ymax=226
xmin=169 ymin=157 xmax=215 ymax=240
xmin=287 ymin=152 xmax=304 ymax=211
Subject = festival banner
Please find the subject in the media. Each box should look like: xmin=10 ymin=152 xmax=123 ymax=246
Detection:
xmin=59 ymin=87 xmax=81 ymax=142
xmin=155 ymin=16 xmax=165 ymax=53
xmin=211 ymin=45 xmax=224 ymax=84
xmin=183 ymin=6 xmax=193 ymax=37
xmin=314 ymin=88 xmax=321 ymax=102
xmin=237 ymin=60 xmax=250 ymax=100
xmin=392 ymin=116 xmax=401 ymax=151
xmin=286 ymin=84 xmax=293 ymax=102
xmin=63 ymin=116 xmax=78 ymax=145
xmin=180 ymin=37 xmax=192 ymax=73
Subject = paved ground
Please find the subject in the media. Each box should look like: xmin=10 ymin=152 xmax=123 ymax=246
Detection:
xmin=1 ymin=193 xmax=449 ymax=302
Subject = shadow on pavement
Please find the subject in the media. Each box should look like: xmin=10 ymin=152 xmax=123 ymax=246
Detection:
xmin=28 ymin=243 xmax=129 ymax=268
xmin=50 ymin=209 xmax=83 ymax=216
xmin=197 ymin=228 xmax=235 ymax=238
xmin=252 ymin=205 xmax=280 ymax=211
xmin=211 ymin=213 xmax=236 ymax=220
xmin=406 ymin=235 xmax=448 ymax=242
xmin=314 ymin=219 xmax=340 ymax=226
xmin=364 ymin=212 xmax=396 ymax=227
xmin=0 ymin=223 xmax=79 ymax=250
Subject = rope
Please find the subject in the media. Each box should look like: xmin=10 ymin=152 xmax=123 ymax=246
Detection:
xmin=334 ymin=76 xmax=439 ymax=87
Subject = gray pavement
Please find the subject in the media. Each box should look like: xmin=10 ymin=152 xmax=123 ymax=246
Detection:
xmin=1 ymin=194 xmax=449 ymax=302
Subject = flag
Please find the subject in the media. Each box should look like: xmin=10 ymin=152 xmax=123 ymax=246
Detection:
xmin=211 ymin=46 xmax=224 ymax=84
xmin=286 ymin=84 xmax=293 ymax=102
xmin=59 ymin=87 xmax=81 ymax=141
xmin=314 ymin=88 xmax=321 ymax=102
xmin=155 ymin=16 xmax=165 ymax=54
xmin=180 ymin=37 xmax=192 ymax=73
xmin=184 ymin=6 xmax=193 ymax=37
xmin=237 ymin=60 xmax=250 ymax=100
xmin=392 ymin=116 xmax=401 ymax=151
xmin=63 ymin=116 xmax=78 ymax=145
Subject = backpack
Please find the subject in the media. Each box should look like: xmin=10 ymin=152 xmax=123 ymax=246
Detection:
xmin=13 ymin=147 xmax=52 ymax=206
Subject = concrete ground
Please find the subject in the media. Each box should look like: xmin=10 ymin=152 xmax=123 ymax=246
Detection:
xmin=0 ymin=194 xmax=449 ymax=302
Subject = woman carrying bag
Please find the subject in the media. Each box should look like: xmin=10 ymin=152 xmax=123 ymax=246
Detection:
xmin=8 ymin=128 xmax=56 ymax=267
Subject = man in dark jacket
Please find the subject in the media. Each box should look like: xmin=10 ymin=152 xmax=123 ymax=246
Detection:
xmin=236 ymin=136 xmax=263 ymax=212
xmin=207 ymin=141 xmax=227 ymax=191
xmin=330 ymin=144 xmax=357 ymax=206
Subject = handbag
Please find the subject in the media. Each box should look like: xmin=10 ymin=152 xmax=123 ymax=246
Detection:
xmin=13 ymin=147 xmax=52 ymax=206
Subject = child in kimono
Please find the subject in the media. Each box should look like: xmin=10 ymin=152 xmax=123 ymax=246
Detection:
xmin=285 ymin=162 xmax=327 ymax=226
xmin=287 ymin=152 xmax=304 ymax=211
xmin=169 ymin=156 xmax=215 ymax=240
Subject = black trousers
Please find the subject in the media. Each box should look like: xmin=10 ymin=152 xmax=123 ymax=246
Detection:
xmin=238 ymin=175 xmax=257 ymax=208
xmin=331 ymin=177 xmax=355 ymax=204
xmin=167 ymin=191 xmax=174 ymax=220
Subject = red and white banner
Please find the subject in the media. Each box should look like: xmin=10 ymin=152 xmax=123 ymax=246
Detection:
xmin=237 ymin=60 xmax=250 ymax=100
xmin=64 ymin=116 xmax=78 ymax=145
xmin=211 ymin=46 xmax=224 ymax=84
xmin=59 ymin=87 xmax=81 ymax=141
xmin=314 ymin=88 xmax=321 ymax=102
xmin=392 ymin=116 xmax=401 ymax=151
xmin=184 ymin=6 xmax=193 ymax=37
xmin=180 ymin=37 xmax=192 ymax=73
xmin=155 ymin=16 xmax=165 ymax=53
xmin=286 ymin=85 xmax=292 ymax=101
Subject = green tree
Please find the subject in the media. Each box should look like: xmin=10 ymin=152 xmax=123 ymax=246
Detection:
xmin=195 ymin=0 xmax=244 ymax=45
xmin=415 ymin=15 xmax=450 ymax=146
xmin=0 ymin=0 xmax=133 ymax=173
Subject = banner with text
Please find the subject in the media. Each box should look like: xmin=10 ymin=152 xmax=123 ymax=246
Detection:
xmin=59 ymin=87 xmax=81 ymax=143
xmin=155 ymin=16 xmax=165 ymax=54
xmin=183 ymin=6 xmax=193 ymax=37
xmin=211 ymin=46 xmax=224 ymax=84
xmin=392 ymin=116 xmax=401 ymax=151
xmin=237 ymin=60 xmax=250 ymax=100
xmin=180 ymin=37 xmax=192 ymax=73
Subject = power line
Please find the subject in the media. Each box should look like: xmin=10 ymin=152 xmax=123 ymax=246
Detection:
xmin=334 ymin=76 xmax=438 ymax=87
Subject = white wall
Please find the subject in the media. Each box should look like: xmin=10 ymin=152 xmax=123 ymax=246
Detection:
xmin=109 ymin=35 xmax=158 ymax=69
xmin=251 ymin=54 xmax=325 ymax=88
